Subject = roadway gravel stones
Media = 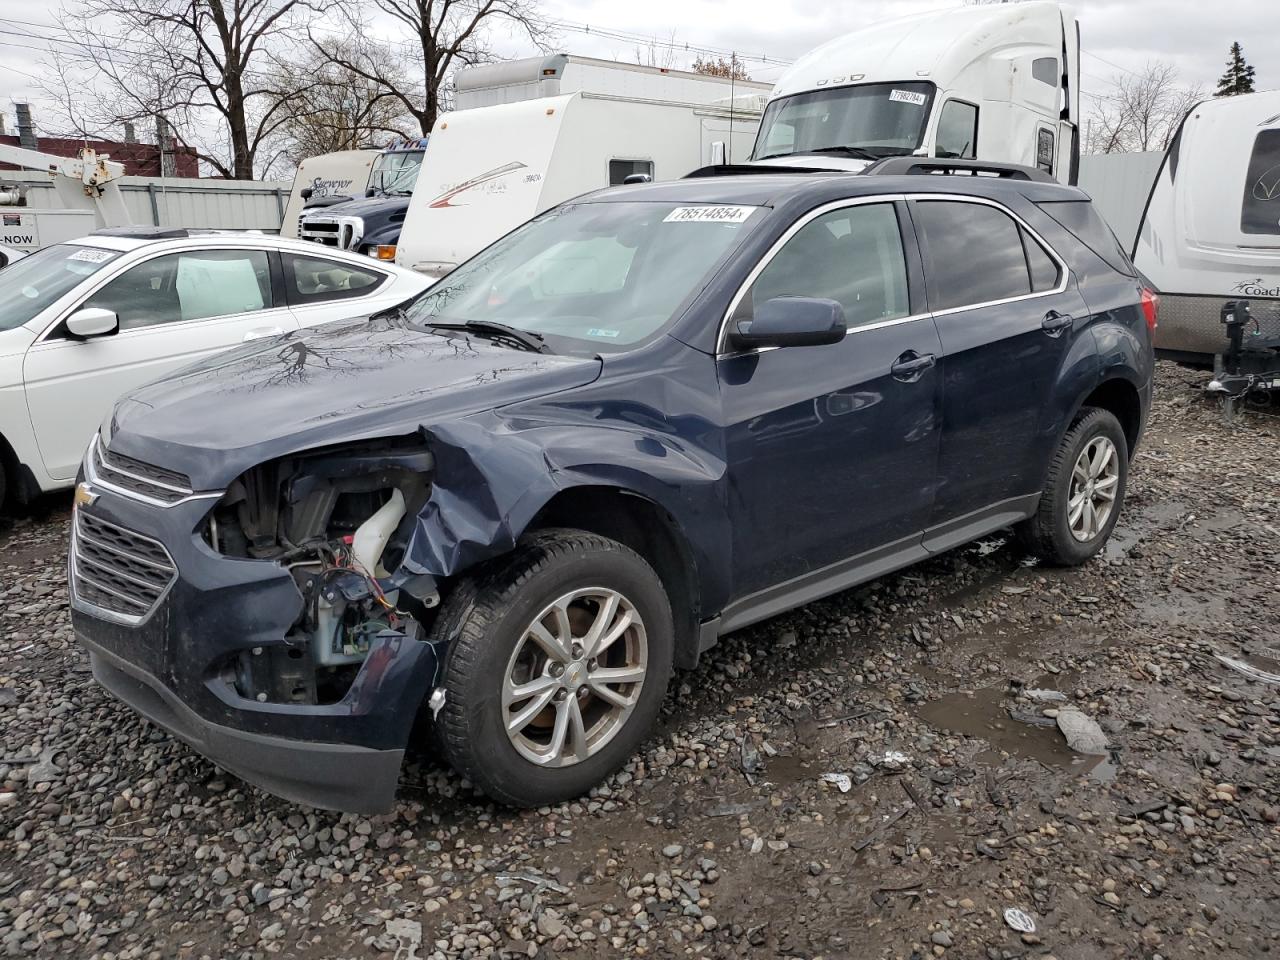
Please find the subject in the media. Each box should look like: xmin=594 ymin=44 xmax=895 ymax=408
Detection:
xmin=1 ymin=361 xmax=1278 ymax=959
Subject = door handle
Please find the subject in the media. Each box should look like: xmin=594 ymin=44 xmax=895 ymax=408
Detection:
xmin=243 ymin=326 xmax=284 ymax=342
xmin=890 ymin=350 xmax=936 ymax=382
xmin=1041 ymin=310 xmax=1074 ymax=337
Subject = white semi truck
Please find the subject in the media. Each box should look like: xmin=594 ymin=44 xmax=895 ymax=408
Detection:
xmin=748 ymin=1 xmax=1081 ymax=182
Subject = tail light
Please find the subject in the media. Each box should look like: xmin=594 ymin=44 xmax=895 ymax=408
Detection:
xmin=1140 ymin=287 xmax=1159 ymax=332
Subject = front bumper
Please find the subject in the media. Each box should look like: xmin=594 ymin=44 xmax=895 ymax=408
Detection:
xmin=84 ymin=640 xmax=404 ymax=814
xmin=70 ymin=487 xmax=440 ymax=814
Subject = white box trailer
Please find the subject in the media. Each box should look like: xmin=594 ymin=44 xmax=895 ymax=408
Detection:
xmin=396 ymin=58 xmax=768 ymax=278
xmin=748 ymin=1 xmax=1081 ymax=183
xmin=1133 ymin=91 xmax=1280 ymax=359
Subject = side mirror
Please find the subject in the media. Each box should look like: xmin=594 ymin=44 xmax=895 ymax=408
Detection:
xmin=66 ymin=307 xmax=119 ymax=339
xmin=731 ymin=297 xmax=846 ymax=350
xmin=300 ymin=187 xmax=313 ymax=200
xmin=621 ymin=173 xmax=652 ymax=185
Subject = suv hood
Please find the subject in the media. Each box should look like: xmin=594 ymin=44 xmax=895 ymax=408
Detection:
xmin=109 ymin=314 xmax=602 ymax=489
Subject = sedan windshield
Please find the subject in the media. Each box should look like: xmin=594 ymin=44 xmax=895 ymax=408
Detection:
xmin=753 ymin=81 xmax=936 ymax=161
xmin=0 ymin=243 xmax=122 ymax=331
xmin=403 ymin=201 xmax=762 ymax=352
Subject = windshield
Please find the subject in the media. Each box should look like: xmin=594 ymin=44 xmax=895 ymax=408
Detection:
xmin=753 ymin=82 xmax=936 ymax=161
xmin=402 ymin=200 xmax=762 ymax=353
xmin=369 ymin=150 xmax=424 ymax=195
xmin=0 ymin=243 xmax=122 ymax=331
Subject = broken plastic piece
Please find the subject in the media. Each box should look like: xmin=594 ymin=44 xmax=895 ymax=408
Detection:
xmin=1214 ymin=654 xmax=1280 ymax=685
xmin=820 ymin=772 xmax=853 ymax=793
xmin=1003 ymin=907 xmax=1036 ymax=933
xmin=1055 ymin=708 xmax=1108 ymax=755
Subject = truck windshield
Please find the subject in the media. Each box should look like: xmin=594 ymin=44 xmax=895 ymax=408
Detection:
xmin=369 ymin=151 xmax=424 ymax=196
xmin=0 ymin=243 xmax=121 ymax=331
xmin=402 ymin=200 xmax=762 ymax=353
xmin=754 ymin=81 xmax=936 ymax=161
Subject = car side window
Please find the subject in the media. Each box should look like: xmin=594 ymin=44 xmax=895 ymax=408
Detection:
xmin=914 ymin=201 xmax=1034 ymax=311
xmin=739 ymin=203 xmax=909 ymax=329
xmin=936 ymin=100 xmax=978 ymax=159
xmin=84 ymin=249 xmax=272 ymax=331
xmin=1024 ymin=230 xmax=1061 ymax=292
xmin=283 ymin=253 xmax=386 ymax=305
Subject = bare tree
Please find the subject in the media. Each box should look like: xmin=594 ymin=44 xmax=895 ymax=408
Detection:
xmin=272 ymin=39 xmax=418 ymax=164
xmin=1085 ymin=62 xmax=1203 ymax=154
xmin=692 ymin=55 xmax=751 ymax=81
xmin=44 ymin=0 xmax=326 ymax=179
xmin=315 ymin=1 xmax=553 ymax=137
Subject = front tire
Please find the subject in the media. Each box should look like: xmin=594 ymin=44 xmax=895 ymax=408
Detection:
xmin=433 ymin=529 xmax=673 ymax=807
xmin=1017 ymin=407 xmax=1128 ymax=566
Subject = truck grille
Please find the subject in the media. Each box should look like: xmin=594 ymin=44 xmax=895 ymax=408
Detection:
xmin=298 ymin=215 xmax=362 ymax=251
xmin=72 ymin=512 xmax=177 ymax=622
xmin=93 ymin=440 xmax=194 ymax=505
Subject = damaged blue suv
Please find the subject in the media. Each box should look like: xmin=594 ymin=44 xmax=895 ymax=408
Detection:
xmin=71 ymin=160 xmax=1155 ymax=813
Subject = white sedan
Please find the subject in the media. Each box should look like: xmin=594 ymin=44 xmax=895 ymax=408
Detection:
xmin=0 ymin=231 xmax=429 ymax=504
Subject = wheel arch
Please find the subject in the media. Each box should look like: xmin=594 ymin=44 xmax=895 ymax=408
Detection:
xmin=525 ymin=485 xmax=704 ymax=669
xmin=1074 ymin=376 xmax=1144 ymax=457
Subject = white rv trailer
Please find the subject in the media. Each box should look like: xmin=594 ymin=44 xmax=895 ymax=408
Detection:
xmin=749 ymin=2 xmax=1081 ymax=183
xmin=279 ymin=149 xmax=378 ymax=239
xmin=395 ymin=56 xmax=769 ymax=278
xmin=1133 ymin=91 xmax=1280 ymax=359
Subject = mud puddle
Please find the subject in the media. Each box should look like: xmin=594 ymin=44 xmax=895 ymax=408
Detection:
xmin=917 ymin=686 xmax=1114 ymax=780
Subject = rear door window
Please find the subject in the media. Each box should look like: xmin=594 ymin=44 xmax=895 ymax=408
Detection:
xmin=283 ymin=253 xmax=386 ymax=304
xmin=1241 ymin=129 xmax=1280 ymax=236
xmin=913 ymin=200 xmax=1031 ymax=310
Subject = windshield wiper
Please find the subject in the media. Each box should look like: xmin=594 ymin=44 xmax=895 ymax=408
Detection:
xmin=424 ymin=320 xmax=552 ymax=354
xmin=803 ymin=145 xmax=884 ymax=161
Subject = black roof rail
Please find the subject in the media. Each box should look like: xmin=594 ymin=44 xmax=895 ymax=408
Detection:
xmin=90 ymin=226 xmax=193 ymax=239
xmin=683 ymin=163 xmax=851 ymax=179
xmin=862 ymin=157 xmax=1056 ymax=183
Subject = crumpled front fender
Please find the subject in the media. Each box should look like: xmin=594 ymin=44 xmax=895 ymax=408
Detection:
xmin=400 ymin=409 xmax=730 ymax=613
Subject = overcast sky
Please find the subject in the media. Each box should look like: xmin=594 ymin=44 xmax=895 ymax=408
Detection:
xmin=1 ymin=0 xmax=1275 ymax=140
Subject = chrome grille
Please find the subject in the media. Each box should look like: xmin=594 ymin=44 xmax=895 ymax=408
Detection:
xmin=93 ymin=440 xmax=193 ymax=505
xmin=71 ymin=512 xmax=177 ymax=623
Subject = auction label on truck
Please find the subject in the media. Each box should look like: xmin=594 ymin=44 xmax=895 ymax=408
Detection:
xmin=663 ymin=206 xmax=756 ymax=224
xmin=1 ymin=212 xmax=39 ymax=249
xmin=889 ymin=89 xmax=928 ymax=106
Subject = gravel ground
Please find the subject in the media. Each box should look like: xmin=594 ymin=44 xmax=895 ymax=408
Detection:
xmin=2 ymin=360 xmax=1278 ymax=960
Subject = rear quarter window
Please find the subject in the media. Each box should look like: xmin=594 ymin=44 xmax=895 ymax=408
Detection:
xmin=1036 ymin=200 xmax=1136 ymax=276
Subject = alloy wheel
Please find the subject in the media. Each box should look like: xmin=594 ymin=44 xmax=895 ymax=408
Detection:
xmin=1067 ymin=435 xmax=1120 ymax=541
xmin=501 ymin=587 xmax=648 ymax=767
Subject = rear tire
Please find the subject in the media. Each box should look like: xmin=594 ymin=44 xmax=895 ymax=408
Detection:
xmin=432 ymin=529 xmax=673 ymax=807
xmin=1017 ymin=407 xmax=1128 ymax=566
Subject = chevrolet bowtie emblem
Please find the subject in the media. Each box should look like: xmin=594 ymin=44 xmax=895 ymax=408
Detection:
xmin=74 ymin=482 xmax=99 ymax=509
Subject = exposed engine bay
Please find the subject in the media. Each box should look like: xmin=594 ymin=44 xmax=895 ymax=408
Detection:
xmin=202 ymin=435 xmax=440 ymax=705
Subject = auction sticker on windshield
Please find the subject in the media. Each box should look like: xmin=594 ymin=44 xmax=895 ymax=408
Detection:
xmin=67 ymin=248 xmax=116 ymax=263
xmin=663 ymin=206 xmax=756 ymax=224
xmin=889 ymin=89 xmax=928 ymax=106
